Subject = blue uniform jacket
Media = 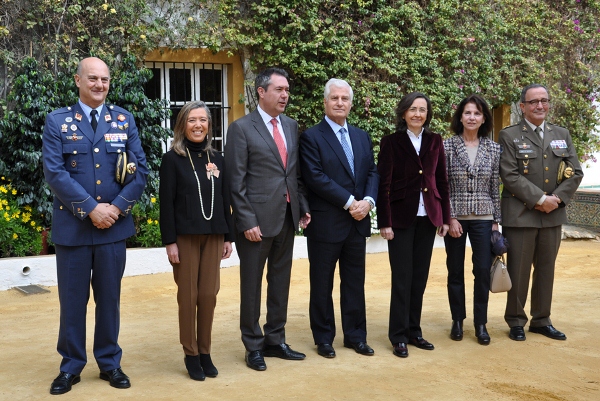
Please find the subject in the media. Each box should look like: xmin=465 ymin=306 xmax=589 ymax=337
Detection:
xmin=43 ymin=103 xmax=148 ymax=246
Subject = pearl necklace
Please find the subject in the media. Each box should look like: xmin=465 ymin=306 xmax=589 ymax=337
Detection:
xmin=186 ymin=147 xmax=214 ymax=221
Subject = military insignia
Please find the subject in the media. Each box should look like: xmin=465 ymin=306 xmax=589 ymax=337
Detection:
xmin=70 ymin=124 xmax=77 ymax=131
xmin=513 ymin=138 xmax=520 ymax=142
xmin=126 ymin=162 xmax=137 ymax=174
xmin=522 ymin=125 xmax=528 ymax=131
xmin=61 ymin=124 xmax=68 ymax=133
xmin=66 ymin=134 xmax=84 ymax=141
xmin=111 ymin=122 xmax=118 ymax=128
xmin=75 ymin=113 xmax=82 ymax=121
xmin=117 ymin=114 xmax=126 ymax=122
xmin=109 ymin=105 xmax=114 ymax=109
xmin=522 ymin=159 xmax=529 ymax=174
xmin=105 ymin=133 xmax=128 ymax=142
xmin=71 ymin=160 xmax=77 ymax=168
xmin=65 ymin=117 xmax=73 ymax=123
xmin=105 ymin=114 xmax=112 ymax=122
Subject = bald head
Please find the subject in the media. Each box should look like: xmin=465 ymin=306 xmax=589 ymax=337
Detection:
xmin=75 ymin=57 xmax=111 ymax=108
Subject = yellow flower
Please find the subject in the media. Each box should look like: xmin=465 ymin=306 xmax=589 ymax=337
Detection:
xmin=24 ymin=205 xmax=32 ymax=211
xmin=110 ymin=8 xmax=116 ymax=13
xmin=36 ymin=226 xmax=42 ymax=232
xmin=140 ymin=34 xmax=146 ymax=40
xmin=1 ymin=176 xmax=4 ymax=180
xmin=0 ymin=186 xmax=7 ymax=193
xmin=154 ymin=220 xmax=159 ymax=225
xmin=12 ymin=233 xmax=18 ymax=239
xmin=188 ymin=17 xmax=194 ymax=21
xmin=102 ymin=3 xmax=108 ymax=10
xmin=11 ymin=189 xmax=16 ymax=195
xmin=31 ymin=221 xmax=36 ymax=226
xmin=147 ymin=218 xmax=153 ymax=224
xmin=5 ymin=205 xmax=10 ymax=210
xmin=151 ymin=197 xmax=156 ymax=203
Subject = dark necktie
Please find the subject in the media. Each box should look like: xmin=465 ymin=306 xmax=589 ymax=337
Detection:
xmin=90 ymin=109 xmax=98 ymax=133
xmin=339 ymin=127 xmax=354 ymax=175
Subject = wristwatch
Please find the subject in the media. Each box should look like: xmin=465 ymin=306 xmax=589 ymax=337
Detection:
xmin=366 ymin=198 xmax=375 ymax=210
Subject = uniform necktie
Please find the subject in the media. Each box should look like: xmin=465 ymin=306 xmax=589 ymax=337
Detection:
xmin=271 ymin=118 xmax=290 ymax=202
xmin=339 ymin=127 xmax=354 ymax=175
xmin=90 ymin=109 xmax=98 ymax=133
xmin=535 ymin=126 xmax=543 ymax=139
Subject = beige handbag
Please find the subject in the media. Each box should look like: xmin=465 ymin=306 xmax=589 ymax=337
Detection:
xmin=490 ymin=255 xmax=512 ymax=293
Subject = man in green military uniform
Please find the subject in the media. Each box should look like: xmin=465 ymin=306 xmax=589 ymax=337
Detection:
xmin=499 ymin=84 xmax=583 ymax=342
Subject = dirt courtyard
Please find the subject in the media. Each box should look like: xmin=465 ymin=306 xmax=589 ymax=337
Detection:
xmin=1 ymin=240 xmax=599 ymax=401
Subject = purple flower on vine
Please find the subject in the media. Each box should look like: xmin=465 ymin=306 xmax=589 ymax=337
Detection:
xmin=573 ymin=19 xmax=580 ymax=25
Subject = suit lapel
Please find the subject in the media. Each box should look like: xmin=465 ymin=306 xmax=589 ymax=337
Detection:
xmin=251 ymin=110 xmax=286 ymax=171
xmin=71 ymin=104 xmax=95 ymax=143
xmin=93 ymin=105 xmax=112 ymax=145
xmin=398 ymin=130 xmax=422 ymax=166
xmin=320 ymin=119 xmax=354 ymax=179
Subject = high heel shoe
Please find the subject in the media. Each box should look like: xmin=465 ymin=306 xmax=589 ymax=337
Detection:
xmin=200 ymin=354 xmax=218 ymax=378
xmin=184 ymin=355 xmax=205 ymax=381
xmin=450 ymin=320 xmax=463 ymax=341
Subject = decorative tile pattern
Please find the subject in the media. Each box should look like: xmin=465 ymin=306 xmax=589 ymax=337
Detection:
xmin=567 ymin=190 xmax=600 ymax=230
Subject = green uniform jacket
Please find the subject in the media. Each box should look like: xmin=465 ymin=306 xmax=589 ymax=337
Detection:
xmin=499 ymin=120 xmax=583 ymax=228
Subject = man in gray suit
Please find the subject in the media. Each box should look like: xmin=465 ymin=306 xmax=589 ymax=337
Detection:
xmin=225 ymin=68 xmax=311 ymax=371
xmin=499 ymin=84 xmax=583 ymax=342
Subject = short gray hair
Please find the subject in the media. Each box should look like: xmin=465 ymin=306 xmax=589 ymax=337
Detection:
xmin=520 ymin=84 xmax=549 ymax=103
xmin=324 ymin=78 xmax=354 ymax=103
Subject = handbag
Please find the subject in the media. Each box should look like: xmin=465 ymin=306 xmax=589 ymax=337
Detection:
xmin=490 ymin=255 xmax=512 ymax=293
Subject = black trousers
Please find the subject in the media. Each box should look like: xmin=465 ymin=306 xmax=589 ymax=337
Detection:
xmin=444 ymin=219 xmax=492 ymax=325
xmin=308 ymin=227 xmax=367 ymax=345
xmin=388 ymin=217 xmax=436 ymax=344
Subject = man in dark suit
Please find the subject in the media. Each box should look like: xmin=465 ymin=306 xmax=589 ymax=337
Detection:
xmin=299 ymin=78 xmax=379 ymax=358
xmin=43 ymin=57 xmax=148 ymax=394
xmin=224 ymin=68 xmax=311 ymax=371
xmin=499 ymin=83 xmax=583 ymax=342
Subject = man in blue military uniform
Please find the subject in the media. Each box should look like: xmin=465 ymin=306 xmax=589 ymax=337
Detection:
xmin=43 ymin=57 xmax=148 ymax=395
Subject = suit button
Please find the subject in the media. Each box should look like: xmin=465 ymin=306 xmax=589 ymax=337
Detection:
xmin=73 ymin=150 xmax=78 ymax=155
xmin=59 ymin=205 xmax=63 ymax=210
xmin=545 ymin=167 xmax=549 ymax=171
xmin=423 ymin=188 xmax=428 ymax=192
xmin=118 ymin=149 xmax=122 ymax=153
xmin=524 ymin=155 xmax=529 ymax=158
xmin=96 ymin=164 xmax=100 ymax=168
xmin=96 ymin=180 xmax=101 ymax=185
xmin=545 ymin=179 xmax=549 ymax=183
xmin=419 ymin=170 xmax=423 ymax=174
xmin=544 ymin=154 xmax=547 ymax=159
xmin=94 ymin=148 xmax=99 ymax=153
xmin=561 ymin=153 xmax=565 ymax=156
xmin=524 ymin=203 xmax=527 ymax=205
xmin=97 ymin=196 xmax=101 ymax=200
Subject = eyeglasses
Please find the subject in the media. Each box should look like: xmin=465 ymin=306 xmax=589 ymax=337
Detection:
xmin=522 ymin=98 xmax=550 ymax=106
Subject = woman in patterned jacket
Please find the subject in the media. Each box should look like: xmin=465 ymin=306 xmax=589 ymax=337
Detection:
xmin=443 ymin=94 xmax=501 ymax=345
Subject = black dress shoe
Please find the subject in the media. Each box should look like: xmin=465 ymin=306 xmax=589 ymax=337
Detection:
xmin=450 ymin=320 xmax=463 ymax=341
xmin=343 ymin=341 xmax=374 ymax=355
xmin=317 ymin=343 xmax=336 ymax=358
xmin=529 ymin=325 xmax=567 ymax=340
xmin=263 ymin=343 xmax=306 ymax=360
xmin=99 ymin=368 xmax=131 ymax=389
xmin=409 ymin=337 xmax=434 ymax=350
xmin=509 ymin=326 xmax=526 ymax=341
xmin=475 ymin=324 xmax=491 ymax=345
xmin=392 ymin=343 xmax=408 ymax=358
xmin=184 ymin=355 xmax=206 ymax=381
xmin=245 ymin=350 xmax=267 ymax=371
xmin=50 ymin=372 xmax=80 ymax=395
xmin=200 ymin=354 xmax=218 ymax=378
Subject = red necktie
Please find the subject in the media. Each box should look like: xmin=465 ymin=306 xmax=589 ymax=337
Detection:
xmin=271 ymin=118 xmax=290 ymax=202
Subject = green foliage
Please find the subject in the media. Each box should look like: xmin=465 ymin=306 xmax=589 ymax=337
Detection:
xmin=127 ymin=196 xmax=162 ymax=248
xmin=0 ymin=178 xmax=43 ymax=257
xmin=196 ymin=0 xmax=600 ymax=160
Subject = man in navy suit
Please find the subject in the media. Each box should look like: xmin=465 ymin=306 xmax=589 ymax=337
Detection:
xmin=299 ymin=78 xmax=379 ymax=358
xmin=43 ymin=57 xmax=147 ymax=394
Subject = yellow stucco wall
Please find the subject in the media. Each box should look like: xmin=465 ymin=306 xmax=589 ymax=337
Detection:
xmin=144 ymin=48 xmax=246 ymax=124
